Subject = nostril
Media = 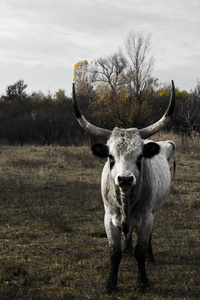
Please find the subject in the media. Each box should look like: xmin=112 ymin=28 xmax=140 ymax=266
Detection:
xmin=118 ymin=176 xmax=134 ymax=187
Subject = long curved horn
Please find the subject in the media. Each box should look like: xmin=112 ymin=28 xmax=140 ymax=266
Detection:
xmin=72 ymin=84 xmax=112 ymax=139
xmin=139 ymin=80 xmax=175 ymax=139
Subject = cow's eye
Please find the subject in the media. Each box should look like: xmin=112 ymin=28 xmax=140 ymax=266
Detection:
xmin=108 ymin=155 xmax=115 ymax=169
xmin=136 ymin=155 xmax=143 ymax=170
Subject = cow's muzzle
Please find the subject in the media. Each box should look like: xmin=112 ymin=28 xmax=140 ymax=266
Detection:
xmin=118 ymin=176 xmax=134 ymax=187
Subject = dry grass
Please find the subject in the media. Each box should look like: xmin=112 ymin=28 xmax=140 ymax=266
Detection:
xmin=0 ymin=133 xmax=199 ymax=299
xmin=154 ymin=131 xmax=200 ymax=155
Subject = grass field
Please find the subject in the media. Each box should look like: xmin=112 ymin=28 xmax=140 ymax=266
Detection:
xmin=0 ymin=133 xmax=199 ymax=299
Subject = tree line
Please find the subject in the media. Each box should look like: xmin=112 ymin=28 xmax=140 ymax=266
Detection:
xmin=0 ymin=80 xmax=87 ymax=145
xmin=0 ymin=32 xmax=199 ymax=146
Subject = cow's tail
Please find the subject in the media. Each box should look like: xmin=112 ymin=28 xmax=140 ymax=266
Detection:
xmin=169 ymin=141 xmax=176 ymax=178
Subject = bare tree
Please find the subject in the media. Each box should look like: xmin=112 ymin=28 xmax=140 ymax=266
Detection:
xmin=175 ymin=82 xmax=200 ymax=134
xmin=79 ymin=32 xmax=157 ymax=128
xmin=125 ymin=31 xmax=156 ymax=107
xmin=90 ymin=50 xmax=128 ymax=93
xmin=87 ymin=51 xmax=129 ymax=127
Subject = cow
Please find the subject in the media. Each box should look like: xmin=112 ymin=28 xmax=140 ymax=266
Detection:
xmin=72 ymin=81 xmax=176 ymax=293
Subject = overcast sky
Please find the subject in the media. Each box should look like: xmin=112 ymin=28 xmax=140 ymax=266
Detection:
xmin=0 ymin=0 xmax=199 ymax=97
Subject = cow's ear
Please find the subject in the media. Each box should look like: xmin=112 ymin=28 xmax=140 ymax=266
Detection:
xmin=143 ymin=142 xmax=160 ymax=158
xmin=91 ymin=143 xmax=109 ymax=159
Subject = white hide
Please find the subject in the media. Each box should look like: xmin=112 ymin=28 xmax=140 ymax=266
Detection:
xmin=101 ymin=129 xmax=175 ymax=247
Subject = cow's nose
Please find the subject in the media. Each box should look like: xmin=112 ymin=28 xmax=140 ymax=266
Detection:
xmin=118 ymin=176 xmax=134 ymax=187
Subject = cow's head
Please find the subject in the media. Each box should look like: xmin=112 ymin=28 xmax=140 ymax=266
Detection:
xmin=91 ymin=128 xmax=160 ymax=192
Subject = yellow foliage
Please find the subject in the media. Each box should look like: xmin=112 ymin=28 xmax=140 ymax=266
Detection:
xmin=73 ymin=60 xmax=88 ymax=81
xmin=158 ymin=89 xmax=188 ymax=98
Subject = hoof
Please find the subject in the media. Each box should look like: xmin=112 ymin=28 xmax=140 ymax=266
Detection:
xmin=136 ymin=286 xmax=143 ymax=293
xmin=143 ymin=286 xmax=151 ymax=293
xmin=136 ymin=284 xmax=151 ymax=293
xmin=106 ymin=280 xmax=118 ymax=294
xmin=105 ymin=286 xmax=118 ymax=294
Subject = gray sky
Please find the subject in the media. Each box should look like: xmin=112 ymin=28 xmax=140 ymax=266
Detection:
xmin=0 ymin=0 xmax=199 ymax=96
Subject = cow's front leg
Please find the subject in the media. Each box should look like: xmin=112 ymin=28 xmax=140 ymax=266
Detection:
xmin=104 ymin=212 xmax=122 ymax=293
xmin=134 ymin=242 xmax=150 ymax=292
xmin=134 ymin=217 xmax=153 ymax=292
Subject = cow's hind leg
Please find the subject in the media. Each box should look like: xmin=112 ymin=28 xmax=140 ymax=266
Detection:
xmin=147 ymin=233 xmax=155 ymax=264
xmin=104 ymin=213 xmax=122 ymax=293
xmin=123 ymin=229 xmax=133 ymax=256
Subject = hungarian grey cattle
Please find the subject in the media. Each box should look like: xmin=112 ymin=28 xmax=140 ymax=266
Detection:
xmin=72 ymin=81 xmax=176 ymax=293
